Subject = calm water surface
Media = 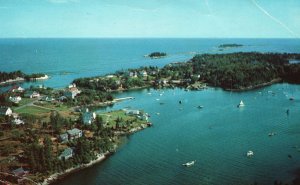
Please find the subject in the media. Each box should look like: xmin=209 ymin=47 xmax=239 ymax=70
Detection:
xmin=0 ymin=39 xmax=299 ymax=184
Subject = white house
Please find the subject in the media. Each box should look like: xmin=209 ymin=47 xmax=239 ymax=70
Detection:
xmin=9 ymin=96 xmax=22 ymax=104
xmin=12 ymin=118 xmax=24 ymax=125
xmin=0 ymin=107 xmax=13 ymax=116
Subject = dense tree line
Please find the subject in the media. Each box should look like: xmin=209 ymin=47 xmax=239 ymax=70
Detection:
xmin=73 ymin=52 xmax=300 ymax=91
xmin=0 ymin=70 xmax=25 ymax=82
xmin=0 ymin=70 xmax=46 ymax=83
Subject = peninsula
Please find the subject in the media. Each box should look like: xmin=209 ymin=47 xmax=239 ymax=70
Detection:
xmin=1 ymin=52 xmax=300 ymax=184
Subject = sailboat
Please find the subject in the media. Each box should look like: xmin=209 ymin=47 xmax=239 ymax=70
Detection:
xmin=237 ymin=100 xmax=245 ymax=108
xmin=182 ymin=160 xmax=196 ymax=167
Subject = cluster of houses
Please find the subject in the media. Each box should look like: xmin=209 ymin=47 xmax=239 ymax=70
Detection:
xmin=129 ymin=70 xmax=148 ymax=78
xmin=124 ymin=109 xmax=149 ymax=121
xmin=0 ymin=107 xmax=24 ymax=125
xmin=58 ymin=128 xmax=83 ymax=160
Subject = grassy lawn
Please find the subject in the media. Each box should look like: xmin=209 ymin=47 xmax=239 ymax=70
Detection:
xmin=18 ymin=97 xmax=35 ymax=106
xmin=34 ymin=101 xmax=71 ymax=111
xmin=15 ymin=106 xmax=51 ymax=115
xmin=101 ymin=110 xmax=147 ymax=129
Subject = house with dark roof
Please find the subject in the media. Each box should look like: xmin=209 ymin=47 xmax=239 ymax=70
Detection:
xmin=58 ymin=147 xmax=74 ymax=160
xmin=67 ymin=128 xmax=82 ymax=140
xmin=82 ymin=109 xmax=96 ymax=125
xmin=12 ymin=167 xmax=28 ymax=176
xmin=59 ymin=133 xmax=69 ymax=143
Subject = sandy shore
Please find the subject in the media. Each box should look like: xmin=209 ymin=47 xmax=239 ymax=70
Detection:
xmin=31 ymin=74 xmax=49 ymax=80
xmin=40 ymin=152 xmax=108 ymax=185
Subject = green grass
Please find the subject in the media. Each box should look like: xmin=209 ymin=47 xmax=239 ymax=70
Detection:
xmin=18 ymin=98 xmax=35 ymax=106
xmin=101 ymin=110 xmax=147 ymax=129
xmin=15 ymin=106 xmax=51 ymax=115
xmin=35 ymin=102 xmax=70 ymax=111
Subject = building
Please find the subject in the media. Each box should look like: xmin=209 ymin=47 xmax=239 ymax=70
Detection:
xmin=41 ymin=96 xmax=54 ymax=102
xmin=125 ymin=109 xmax=140 ymax=116
xmin=82 ymin=109 xmax=96 ymax=125
xmin=24 ymin=91 xmax=40 ymax=98
xmin=0 ymin=107 xmax=13 ymax=116
xmin=58 ymin=147 xmax=74 ymax=160
xmin=11 ymin=118 xmax=24 ymax=125
xmin=12 ymin=167 xmax=28 ymax=176
xmin=59 ymin=133 xmax=69 ymax=143
xmin=140 ymin=70 xmax=148 ymax=77
xmin=64 ymin=87 xmax=81 ymax=99
xmin=9 ymin=86 xmax=25 ymax=93
xmin=9 ymin=96 xmax=22 ymax=104
xmin=67 ymin=128 xmax=82 ymax=140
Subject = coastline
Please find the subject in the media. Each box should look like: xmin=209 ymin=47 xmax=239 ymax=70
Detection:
xmin=0 ymin=77 xmax=25 ymax=85
xmin=40 ymin=122 xmax=151 ymax=185
xmin=224 ymin=78 xmax=282 ymax=92
xmin=41 ymin=152 xmax=109 ymax=185
xmin=0 ymin=74 xmax=48 ymax=86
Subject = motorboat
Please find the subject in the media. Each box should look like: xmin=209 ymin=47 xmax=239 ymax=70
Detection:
xmin=247 ymin=150 xmax=254 ymax=157
xmin=182 ymin=160 xmax=196 ymax=167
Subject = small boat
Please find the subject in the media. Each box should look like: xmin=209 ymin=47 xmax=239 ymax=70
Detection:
xmin=197 ymin=105 xmax=204 ymax=109
xmin=268 ymin=132 xmax=276 ymax=137
xmin=247 ymin=150 xmax=254 ymax=157
xmin=179 ymin=100 xmax=182 ymax=104
xmin=289 ymin=97 xmax=294 ymax=101
xmin=182 ymin=160 xmax=196 ymax=167
xmin=237 ymin=100 xmax=245 ymax=108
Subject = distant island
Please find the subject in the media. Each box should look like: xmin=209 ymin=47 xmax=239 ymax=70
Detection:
xmin=144 ymin=52 xmax=167 ymax=59
xmin=218 ymin=44 xmax=243 ymax=48
xmin=0 ymin=71 xmax=48 ymax=85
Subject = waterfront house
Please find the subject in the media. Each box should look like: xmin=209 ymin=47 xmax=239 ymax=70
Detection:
xmin=140 ymin=70 xmax=148 ymax=77
xmin=125 ymin=109 xmax=140 ymax=116
xmin=0 ymin=107 xmax=13 ymax=116
xmin=59 ymin=133 xmax=69 ymax=143
xmin=12 ymin=167 xmax=28 ymax=176
xmin=58 ymin=147 xmax=74 ymax=160
xmin=67 ymin=128 xmax=82 ymax=140
xmin=64 ymin=86 xmax=81 ymax=99
xmin=82 ymin=109 xmax=96 ymax=125
xmin=129 ymin=71 xmax=138 ymax=78
xmin=9 ymin=96 xmax=22 ymax=104
xmin=24 ymin=91 xmax=40 ymax=98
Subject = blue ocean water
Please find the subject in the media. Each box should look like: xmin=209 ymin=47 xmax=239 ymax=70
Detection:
xmin=0 ymin=38 xmax=300 ymax=89
xmin=1 ymin=38 xmax=300 ymax=184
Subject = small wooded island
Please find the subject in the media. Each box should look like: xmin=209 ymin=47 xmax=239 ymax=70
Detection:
xmin=145 ymin=52 xmax=167 ymax=59
xmin=0 ymin=71 xmax=48 ymax=85
xmin=1 ymin=52 xmax=300 ymax=184
xmin=218 ymin=44 xmax=243 ymax=48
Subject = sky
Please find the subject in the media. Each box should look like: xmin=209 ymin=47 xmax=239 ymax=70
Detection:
xmin=0 ymin=0 xmax=299 ymax=38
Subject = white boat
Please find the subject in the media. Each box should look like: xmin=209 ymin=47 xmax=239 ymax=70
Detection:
xmin=247 ymin=150 xmax=254 ymax=157
xmin=237 ymin=100 xmax=245 ymax=108
xmin=182 ymin=160 xmax=196 ymax=167
xmin=197 ymin=105 xmax=204 ymax=109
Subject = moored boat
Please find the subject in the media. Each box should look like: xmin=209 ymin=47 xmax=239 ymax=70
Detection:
xmin=182 ymin=160 xmax=196 ymax=167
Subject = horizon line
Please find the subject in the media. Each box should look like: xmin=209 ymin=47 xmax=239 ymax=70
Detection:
xmin=0 ymin=37 xmax=299 ymax=39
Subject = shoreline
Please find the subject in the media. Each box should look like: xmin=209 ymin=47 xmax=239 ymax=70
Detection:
xmin=0 ymin=77 xmax=25 ymax=85
xmin=40 ymin=122 xmax=151 ymax=185
xmin=224 ymin=78 xmax=282 ymax=92
xmin=41 ymin=152 xmax=109 ymax=185
xmin=0 ymin=74 xmax=49 ymax=86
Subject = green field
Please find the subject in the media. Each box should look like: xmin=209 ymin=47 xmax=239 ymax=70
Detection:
xmin=15 ymin=105 xmax=51 ymax=115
